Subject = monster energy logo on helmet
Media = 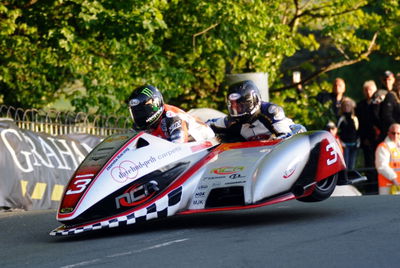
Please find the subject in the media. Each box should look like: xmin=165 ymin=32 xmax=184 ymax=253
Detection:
xmin=141 ymin=88 xmax=153 ymax=97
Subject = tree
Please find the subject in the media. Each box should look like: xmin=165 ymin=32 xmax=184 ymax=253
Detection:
xmin=0 ymin=0 xmax=399 ymax=129
xmin=1 ymin=0 xmax=175 ymax=113
xmin=268 ymin=0 xmax=400 ymax=128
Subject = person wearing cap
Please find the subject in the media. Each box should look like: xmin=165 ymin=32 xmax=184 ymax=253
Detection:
xmin=375 ymin=123 xmax=400 ymax=195
xmin=381 ymin=70 xmax=396 ymax=92
xmin=325 ymin=121 xmax=343 ymax=153
xmin=127 ymin=84 xmax=216 ymax=143
xmin=207 ymin=80 xmax=305 ymax=142
xmin=379 ymin=78 xmax=400 ymax=141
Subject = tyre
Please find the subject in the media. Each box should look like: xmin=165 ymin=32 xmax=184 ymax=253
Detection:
xmin=298 ymin=173 xmax=338 ymax=202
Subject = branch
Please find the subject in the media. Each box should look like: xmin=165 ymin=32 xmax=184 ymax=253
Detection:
xmin=302 ymin=3 xmax=366 ymax=20
xmin=299 ymin=0 xmax=314 ymax=10
xmin=288 ymin=2 xmax=367 ymax=29
xmin=336 ymin=45 xmax=350 ymax=60
xmin=192 ymin=23 xmax=219 ymax=51
xmin=24 ymin=0 xmax=38 ymax=8
xmin=3 ymin=0 xmax=38 ymax=8
xmin=280 ymin=2 xmax=292 ymax=24
xmin=288 ymin=0 xmax=301 ymax=30
xmin=270 ymin=32 xmax=378 ymax=92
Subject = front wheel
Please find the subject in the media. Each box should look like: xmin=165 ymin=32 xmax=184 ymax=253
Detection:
xmin=298 ymin=174 xmax=338 ymax=202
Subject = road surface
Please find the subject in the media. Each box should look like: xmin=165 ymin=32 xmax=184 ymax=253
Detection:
xmin=1 ymin=195 xmax=400 ymax=268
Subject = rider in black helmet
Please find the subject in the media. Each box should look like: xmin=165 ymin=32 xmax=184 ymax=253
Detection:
xmin=226 ymin=80 xmax=262 ymax=123
xmin=127 ymin=85 xmax=164 ymax=131
xmin=207 ymin=80 xmax=304 ymax=141
xmin=127 ymin=84 xmax=216 ymax=143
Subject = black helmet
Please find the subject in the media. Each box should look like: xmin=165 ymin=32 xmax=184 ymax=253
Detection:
xmin=127 ymin=85 xmax=164 ymax=130
xmin=226 ymin=80 xmax=261 ymax=122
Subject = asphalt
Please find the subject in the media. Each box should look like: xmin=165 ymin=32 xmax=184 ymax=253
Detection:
xmin=1 ymin=195 xmax=400 ymax=268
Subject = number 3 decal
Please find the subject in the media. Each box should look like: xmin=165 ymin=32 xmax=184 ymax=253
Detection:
xmin=326 ymin=143 xmax=338 ymax=166
xmin=66 ymin=179 xmax=91 ymax=195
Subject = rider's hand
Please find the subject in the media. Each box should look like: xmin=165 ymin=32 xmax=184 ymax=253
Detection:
xmin=274 ymin=133 xmax=291 ymax=140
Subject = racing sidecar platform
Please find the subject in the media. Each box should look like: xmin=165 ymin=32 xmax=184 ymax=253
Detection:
xmin=50 ymin=130 xmax=347 ymax=236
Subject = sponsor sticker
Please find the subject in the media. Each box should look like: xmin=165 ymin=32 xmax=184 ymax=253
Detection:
xmin=224 ymin=180 xmax=246 ymax=185
xmin=192 ymin=200 xmax=204 ymax=205
xmin=141 ymin=88 xmax=153 ymax=97
xmin=228 ymin=93 xmax=241 ymax=101
xmin=204 ymin=175 xmax=226 ymax=180
xmin=229 ymin=173 xmax=246 ymax=179
xmin=195 ymin=192 xmax=206 ymax=198
xmin=107 ymin=147 xmax=130 ymax=171
xmin=115 ymin=181 xmax=158 ymax=209
xmin=169 ymin=121 xmax=182 ymax=133
xmin=283 ymin=164 xmax=296 ymax=179
xmin=211 ymin=166 xmax=244 ymax=175
xmin=129 ymin=99 xmax=140 ymax=106
xmin=111 ymin=157 xmax=156 ymax=183
xmin=166 ymin=111 xmax=176 ymax=118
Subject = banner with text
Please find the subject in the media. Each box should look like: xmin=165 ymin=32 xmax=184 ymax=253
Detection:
xmin=0 ymin=119 xmax=101 ymax=210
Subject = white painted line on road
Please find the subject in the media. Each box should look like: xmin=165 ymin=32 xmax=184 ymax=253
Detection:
xmin=60 ymin=238 xmax=189 ymax=268
xmin=107 ymin=238 xmax=189 ymax=258
xmin=61 ymin=259 xmax=101 ymax=268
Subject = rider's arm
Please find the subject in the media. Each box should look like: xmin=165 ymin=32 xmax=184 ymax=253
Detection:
xmin=206 ymin=117 xmax=229 ymax=134
xmin=163 ymin=114 xmax=189 ymax=143
xmin=262 ymin=103 xmax=294 ymax=138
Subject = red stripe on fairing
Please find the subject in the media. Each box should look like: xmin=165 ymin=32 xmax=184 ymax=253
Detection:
xmin=178 ymin=193 xmax=296 ymax=215
xmin=190 ymin=141 xmax=214 ymax=152
xmin=216 ymin=139 xmax=281 ymax=150
xmin=58 ymin=132 xmax=145 ymax=219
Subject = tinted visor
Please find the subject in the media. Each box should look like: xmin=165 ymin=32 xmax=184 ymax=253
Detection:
xmin=228 ymin=93 xmax=254 ymax=117
xmin=130 ymin=104 xmax=157 ymax=130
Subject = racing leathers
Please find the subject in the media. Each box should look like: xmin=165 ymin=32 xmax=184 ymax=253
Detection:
xmin=207 ymin=102 xmax=301 ymax=141
xmin=147 ymin=104 xmax=216 ymax=143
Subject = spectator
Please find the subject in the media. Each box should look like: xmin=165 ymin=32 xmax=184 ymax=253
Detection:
xmin=375 ymin=123 xmax=400 ymax=195
xmin=356 ymin=80 xmax=380 ymax=164
xmin=355 ymin=80 xmax=381 ymax=194
xmin=379 ymin=77 xmax=400 ymax=141
xmin=337 ymin=97 xmax=359 ymax=170
xmin=317 ymin=77 xmax=347 ymax=118
xmin=325 ymin=121 xmax=343 ymax=153
xmin=380 ymin=70 xmax=396 ymax=92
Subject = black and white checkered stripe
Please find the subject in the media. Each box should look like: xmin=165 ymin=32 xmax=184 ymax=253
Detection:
xmin=50 ymin=186 xmax=182 ymax=236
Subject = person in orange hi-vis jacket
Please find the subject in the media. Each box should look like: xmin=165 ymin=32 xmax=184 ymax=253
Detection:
xmin=375 ymin=123 xmax=400 ymax=195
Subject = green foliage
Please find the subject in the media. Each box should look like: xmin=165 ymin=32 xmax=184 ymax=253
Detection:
xmin=0 ymin=0 xmax=399 ymax=126
xmin=271 ymin=81 xmax=336 ymax=130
